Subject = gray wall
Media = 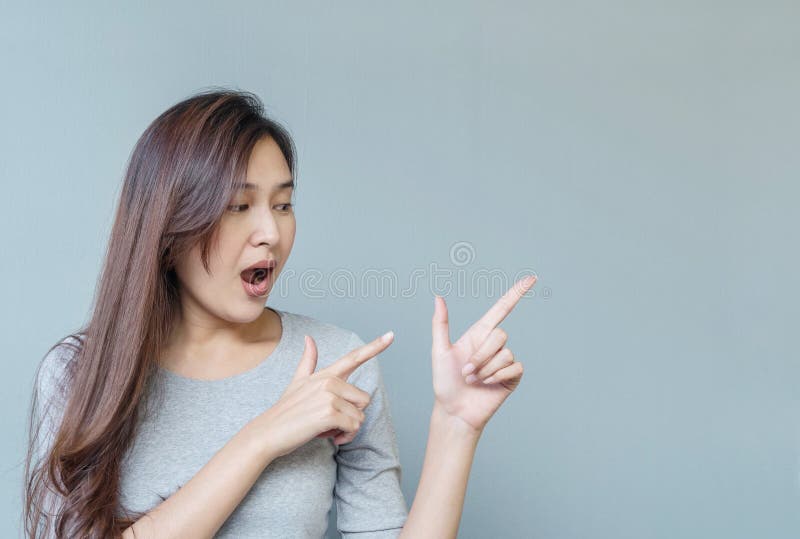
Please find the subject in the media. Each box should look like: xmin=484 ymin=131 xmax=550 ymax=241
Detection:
xmin=2 ymin=1 xmax=798 ymax=538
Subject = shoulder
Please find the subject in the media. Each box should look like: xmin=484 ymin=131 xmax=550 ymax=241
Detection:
xmin=31 ymin=333 xmax=85 ymax=451
xmin=34 ymin=333 xmax=85 ymax=405
xmin=279 ymin=308 xmax=362 ymax=353
xmin=277 ymin=309 xmax=379 ymax=386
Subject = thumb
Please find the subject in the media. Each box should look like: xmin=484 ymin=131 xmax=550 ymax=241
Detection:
xmin=291 ymin=335 xmax=318 ymax=383
xmin=431 ymin=295 xmax=451 ymax=354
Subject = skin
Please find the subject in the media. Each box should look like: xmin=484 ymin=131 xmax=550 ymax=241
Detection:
xmin=160 ymin=135 xmax=296 ymax=379
xmin=125 ymin=135 xmax=536 ymax=538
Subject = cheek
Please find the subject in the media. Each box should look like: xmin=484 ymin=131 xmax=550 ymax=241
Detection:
xmin=175 ymin=239 xmax=235 ymax=292
xmin=280 ymin=218 xmax=297 ymax=247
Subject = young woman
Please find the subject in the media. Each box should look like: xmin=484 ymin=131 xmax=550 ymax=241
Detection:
xmin=23 ymin=88 xmax=535 ymax=538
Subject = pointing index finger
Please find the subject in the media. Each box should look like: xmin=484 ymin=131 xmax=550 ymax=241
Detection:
xmin=326 ymin=330 xmax=394 ymax=381
xmin=473 ymin=275 xmax=536 ymax=333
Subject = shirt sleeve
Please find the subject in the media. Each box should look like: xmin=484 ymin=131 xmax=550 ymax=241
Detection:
xmin=29 ymin=336 xmax=81 ymax=538
xmin=333 ymin=331 xmax=408 ymax=538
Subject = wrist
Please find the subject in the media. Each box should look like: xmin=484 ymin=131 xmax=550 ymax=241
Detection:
xmin=431 ymin=402 xmax=484 ymax=442
xmin=241 ymin=414 xmax=280 ymax=465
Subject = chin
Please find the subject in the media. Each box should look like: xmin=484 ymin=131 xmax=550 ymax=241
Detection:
xmin=225 ymin=297 xmax=269 ymax=322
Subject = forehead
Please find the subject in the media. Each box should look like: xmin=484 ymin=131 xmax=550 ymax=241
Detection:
xmin=235 ymin=136 xmax=294 ymax=192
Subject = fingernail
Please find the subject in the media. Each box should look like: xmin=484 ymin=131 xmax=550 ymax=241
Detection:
xmin=523 ymin=275 xmax=537 ymax=286
xmin=461 ymin=363 xmax=475 ymax=376
xmin=381 ymin=331 xmax=394 ymax=342
xmin=482 ymin=376 xmax=496 ymax=384
xmin=465 ymin=374 xmax=477 ymax=384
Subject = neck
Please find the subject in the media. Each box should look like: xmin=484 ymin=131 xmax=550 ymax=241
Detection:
xmin=164 ymin=304 xmax=278 ymax=362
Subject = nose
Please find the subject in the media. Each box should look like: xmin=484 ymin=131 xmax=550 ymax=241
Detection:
xmin=250 ymin=208 xmax=280 ymax=247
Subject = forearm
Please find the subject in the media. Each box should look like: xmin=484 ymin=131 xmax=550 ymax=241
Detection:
xmin=400 ymin=403 xmax=482 ymax=539
xmin=122 ymin=421 xmax=274 ymax=539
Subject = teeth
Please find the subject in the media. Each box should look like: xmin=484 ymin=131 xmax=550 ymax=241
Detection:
xmin=246 ymin=268 xmax=269 ymax=284
xmin=241 ymin=264 xmax=274 ymax=285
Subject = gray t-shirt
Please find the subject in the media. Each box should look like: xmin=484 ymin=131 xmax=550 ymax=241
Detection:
xmin=31 ymin=308 xmax=408 ymax=538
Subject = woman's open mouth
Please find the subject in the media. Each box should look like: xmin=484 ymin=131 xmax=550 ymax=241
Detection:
xmin=240 ymin=260 xmax=276 ymax=298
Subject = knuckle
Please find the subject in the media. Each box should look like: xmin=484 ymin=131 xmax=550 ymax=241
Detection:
xmin=495 ymin=327 xmax=508 ymax=341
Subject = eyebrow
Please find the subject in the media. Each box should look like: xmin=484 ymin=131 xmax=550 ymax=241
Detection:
xmin=233 ymin=179 xmax=295 ymax=191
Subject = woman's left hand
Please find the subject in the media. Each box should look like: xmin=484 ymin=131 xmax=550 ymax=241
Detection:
xmin=430 ymin=275 xmax=536 ymax=433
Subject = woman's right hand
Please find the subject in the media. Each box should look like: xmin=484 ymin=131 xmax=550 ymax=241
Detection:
xmin=251 ymin=330 xmax=395 ymax=458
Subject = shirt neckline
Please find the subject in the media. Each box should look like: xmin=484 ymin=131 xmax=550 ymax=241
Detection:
xmin=157 ymin=307 xmax=292 ymax=388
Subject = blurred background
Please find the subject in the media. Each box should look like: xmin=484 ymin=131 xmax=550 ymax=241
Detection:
xmin=1 ymin=1 xmax=798 ymax=537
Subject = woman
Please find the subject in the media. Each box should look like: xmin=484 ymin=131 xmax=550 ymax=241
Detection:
xmin=24 ymin=88 xmax=535 ymax=538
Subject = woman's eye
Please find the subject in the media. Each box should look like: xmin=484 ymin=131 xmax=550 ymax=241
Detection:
xmin=226 ymin=203 xmax=292 ymax=213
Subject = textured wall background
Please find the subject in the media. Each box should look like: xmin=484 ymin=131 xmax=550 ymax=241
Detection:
xmin=2 ymin=1 xmax=798 ymax=537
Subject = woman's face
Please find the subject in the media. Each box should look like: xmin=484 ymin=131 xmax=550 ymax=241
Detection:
xmin=173 ymin=136 xmax=296 ymax=325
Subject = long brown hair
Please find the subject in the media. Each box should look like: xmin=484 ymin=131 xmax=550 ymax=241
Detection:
xmin=23 ymin=87 xmax=297 ymax=538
